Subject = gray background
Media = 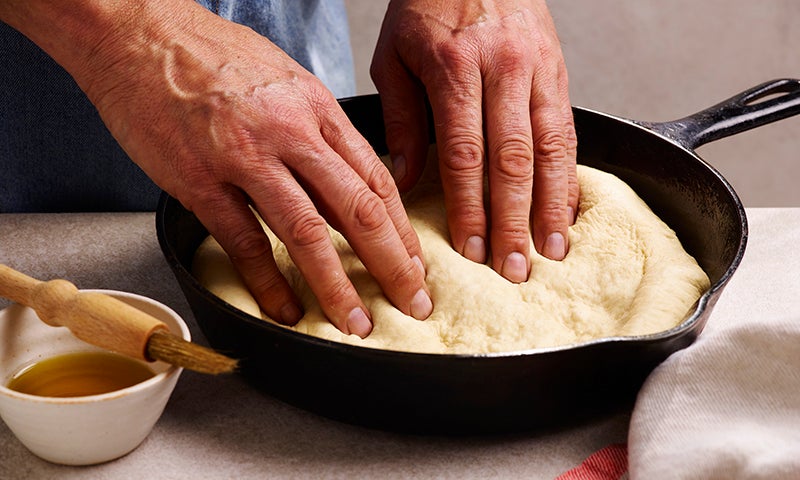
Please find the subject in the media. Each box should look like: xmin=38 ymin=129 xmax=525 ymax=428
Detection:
xmin=344 ymin=0 xmax=800 ymax=206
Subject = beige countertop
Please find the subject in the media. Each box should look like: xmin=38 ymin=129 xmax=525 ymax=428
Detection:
xmin=2 ymin=209 xmax=790 ymax=478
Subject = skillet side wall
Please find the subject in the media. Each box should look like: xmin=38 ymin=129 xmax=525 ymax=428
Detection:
xmin=572 ymin=108 xmax=743 ymax=285
xmin=156 ymin=96 xmax=741 ymax=433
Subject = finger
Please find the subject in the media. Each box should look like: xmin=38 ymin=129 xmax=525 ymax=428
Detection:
xmin=560 ymin=68 xmax=580 ymax=226
xmin=244 ymin=166 xmax=375 ymax=338
xmin=269 ymin=124 xmax=432 ymax=322
xmin=530 ymin=59 xmax=571 ymax=261
xmin=191 ymin=186 xmax=304 ymax=327
xmin=319 ymin=100 xmax=427 ymax=272
xmin=370 ymin=49 xmax=430 ymax=193
xmin=427 ymin=63 xmax=488 ymax=265
xmin=541 ymin=30 xmax=579 ymax=224
xmin=483 ymin=47 xmax=535 ymax=283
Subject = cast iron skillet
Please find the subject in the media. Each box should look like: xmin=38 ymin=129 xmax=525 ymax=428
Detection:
xmin=157 ymin=79 xmax=800 ymax=434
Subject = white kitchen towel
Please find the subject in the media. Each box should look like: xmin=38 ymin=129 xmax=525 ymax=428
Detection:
xmin=628 ymin=209 xmax=800 ymax=479
xmin=629 ymin=316 xmax=800 ymax=479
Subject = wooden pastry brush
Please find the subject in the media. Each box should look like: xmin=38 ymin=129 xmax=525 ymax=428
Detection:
xmin=0 ymin=264 xmax=237 ymax=375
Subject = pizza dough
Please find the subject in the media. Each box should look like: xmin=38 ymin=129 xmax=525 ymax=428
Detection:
xmin=193 ymin=155 xmax=710 ymax=354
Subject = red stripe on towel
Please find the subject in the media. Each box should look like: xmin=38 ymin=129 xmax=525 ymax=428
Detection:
xmin=555 ymin=443 xmax=628 ymax=480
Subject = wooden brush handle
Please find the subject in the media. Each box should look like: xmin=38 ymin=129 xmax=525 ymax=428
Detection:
xmin=0 ymin=264 xmax=167 ymax=361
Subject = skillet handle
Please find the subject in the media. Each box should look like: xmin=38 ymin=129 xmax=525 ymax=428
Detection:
xmin=642 ymin=78 xmax=800 ymax=151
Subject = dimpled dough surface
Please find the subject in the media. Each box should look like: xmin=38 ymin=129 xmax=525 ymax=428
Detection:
xmin=193 ymin=161 xmax=710 ymax=354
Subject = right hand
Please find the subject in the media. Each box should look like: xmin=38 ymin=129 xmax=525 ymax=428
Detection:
xmin=371 ymin=0 xmax=579 ymax=282
xmin=1 ymin=0 xmax=433 ymax=337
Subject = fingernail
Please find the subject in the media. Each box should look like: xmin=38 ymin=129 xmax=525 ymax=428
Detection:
xmin=463 ymin=235 xmax=487 ymax=263
xmin=542 ymin=232 xmax=566 ymax=261
xmin=412 ymin=255 xmax=426 ymax=276
xmin=347 ymin=307 xmax=373 ymax=338
xmin=280 ymin=302 xmax=303 ymax=325
xmin=501 ymin=252 xmax=529 ymax=283
xmin=392 ymin=154 xmax=407 ymax=183
xmin=410 ymin=288 xmax=433 ymax=320
xmin=568 ymin=206 xmax=576 ymax=225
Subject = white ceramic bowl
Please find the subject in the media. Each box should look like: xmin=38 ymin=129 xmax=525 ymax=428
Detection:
xmin=0 ymin=290 xmax=189 ymax=465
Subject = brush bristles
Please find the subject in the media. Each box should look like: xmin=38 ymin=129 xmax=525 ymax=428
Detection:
xmin=146 ymin=330 xmax=238 ymax=375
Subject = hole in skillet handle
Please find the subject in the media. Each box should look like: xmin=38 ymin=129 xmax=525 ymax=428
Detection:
xmin=744 ymin=91 xmax=794 ymax=106
xmin=741 ymin=79 xmax=800 ymax=106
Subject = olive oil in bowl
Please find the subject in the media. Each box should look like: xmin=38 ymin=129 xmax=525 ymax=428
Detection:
xmin=7 ymin=351 xmax=156 ymax=397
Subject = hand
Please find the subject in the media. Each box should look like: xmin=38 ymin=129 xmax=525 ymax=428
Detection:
xmin=2 ymin=0 xmax=433 ymax=337
xmin=371 ymin=0 xmax=579 ymax=282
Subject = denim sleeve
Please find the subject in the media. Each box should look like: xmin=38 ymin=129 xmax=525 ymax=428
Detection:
xmin=0 ymin=0 xmax=355 ymax=213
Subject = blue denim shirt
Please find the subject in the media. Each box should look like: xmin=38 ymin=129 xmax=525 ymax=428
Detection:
xmin=0 ymin=0 xmax=355 ymax=212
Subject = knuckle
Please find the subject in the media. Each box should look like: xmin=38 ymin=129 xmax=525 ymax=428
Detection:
xmin=176 ymin=185 xmax=216 ymax=215
xmin=490 ymin=44 xmax=531 ymax=76
xmin=363 ymin=161 xmax=397 ymax=202
xmin=495 ymin=221 xmax=531 ymax=242
xmin=305 ymin=89 xmax=341 ymax=121
xmin=440 ymin=136 xmax=484 ymax=174
xmin=435 ymin=41 xmax=472 ymax=70
xmin=447 ymin=200 xmax=486 ymax=233
xmin=225 ymin=230 xmax=272 ymax=262
xmin=533 ymin=25 xmax=563 ymax=64
xmin=346 ymin=189 xmax=387 ymax=232
xmin=426 ymin=47 xmax=481 ymax=92
xmin=564 ymin=120 xmax=578 ymax=156
xmin=385 ymin=260 xmax=420 ymax=291
xmin=493 ymin=138 xmax=534 ymax=180
xmin=534 ymin=128 xmax=569 ymax=162
xmin=398 ymin=227 xmax=421 ymax=252
xmin=319 ymin=275 xmax=354 ymax=312
xmin=565 ymin=128 xmax=578 ymax=154
xmin=247 ymin=266 xmax=289 ymax=300
xmin=283 ymin=209 xmax=330 ymax=249
xmin=536 ymin=201 xmax=567 ymax=226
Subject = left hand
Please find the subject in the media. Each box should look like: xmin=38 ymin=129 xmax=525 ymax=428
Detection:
xmin=371 ymin=0 xmax=579 ymax=283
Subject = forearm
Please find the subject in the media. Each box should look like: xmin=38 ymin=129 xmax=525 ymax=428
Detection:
xmin=0 ymin=0 xmax=202 ymax=103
